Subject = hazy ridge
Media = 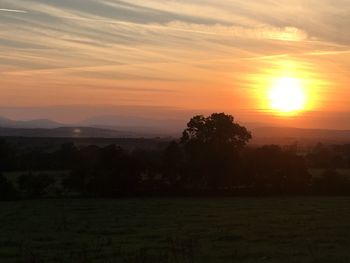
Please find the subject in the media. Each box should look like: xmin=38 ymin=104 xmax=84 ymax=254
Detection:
xmin=1 ymin=116 xmax=350 ymax=144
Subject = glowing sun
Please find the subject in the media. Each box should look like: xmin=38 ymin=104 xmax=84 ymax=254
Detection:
xmin=269 ymin=77 xmax=306 ymax=114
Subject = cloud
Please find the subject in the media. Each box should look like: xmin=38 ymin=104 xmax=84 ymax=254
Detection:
xmin=0 ymin=8 xmax=27 ymax=13
xmin=163 ymin=22 xmax=307 ymax=41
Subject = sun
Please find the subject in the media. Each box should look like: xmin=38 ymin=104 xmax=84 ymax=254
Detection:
xmin=268 ymin=77 xmax=306 ymax=114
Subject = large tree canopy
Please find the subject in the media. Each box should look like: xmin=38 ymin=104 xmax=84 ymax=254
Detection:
xmin=181 ymin=113 xmax=252 ymax=149
xmin=179 ymin=113 xmax=252 ymax=189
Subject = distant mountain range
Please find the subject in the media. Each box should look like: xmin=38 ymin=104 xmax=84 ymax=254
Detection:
xmin=0 ymin=117 xmax=63 ymax=129
xmin=0 ymin=115 xmax=185 ymax=137
xmin=1 ymin=116 xmax=350 ymax=144
xmin=78 ymin=115 xmax=186 ymax=136
xmin=0 ymin=127 xmax=139 ymax=138
xmin=0 ymin=116 xmax=149 ymax=138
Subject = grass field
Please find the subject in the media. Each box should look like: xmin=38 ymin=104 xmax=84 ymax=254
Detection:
xmin=1 ymin=197 xmax=350 ymax=263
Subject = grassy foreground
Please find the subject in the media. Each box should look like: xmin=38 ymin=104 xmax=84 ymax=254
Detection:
xmin=0 ymin=197 xmax=350 ymax=262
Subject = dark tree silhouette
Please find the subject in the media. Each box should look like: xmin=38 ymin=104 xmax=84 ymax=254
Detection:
xmin=162 ymin=141 xmax=185 ymax=190
xmin=242 ymin=145 xmax=311 ymax=194
xmin=64 ymin=145 xmax=141 ymax=197
xmin=18 ymin=173 xmax=55 ymax=198
xmin=313 ymin=169 xmax=350 ymax=194
xmin=306 ymin=143 xmax=332 ymax=168
xmin=181 ymin=113 xmax=251 ymax=149
xmin=0 ymin=139 xmax=14 ymax=172
xmin=180 ymin=113 xmax=252 ymax=190
xmin=56 ymin=142 xmax=79 ymax=169
xmin=0 ymin=173 xmax=17 ymax=200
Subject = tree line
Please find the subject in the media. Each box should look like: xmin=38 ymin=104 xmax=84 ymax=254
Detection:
xmin=1 ymin=113 xmax=350 ymax=199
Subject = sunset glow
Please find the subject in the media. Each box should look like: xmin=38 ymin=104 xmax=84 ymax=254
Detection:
xmin=269 ymin=77 xmax=306 ymax=115
xmin=0 ymin=0 xmax=349 ymax=129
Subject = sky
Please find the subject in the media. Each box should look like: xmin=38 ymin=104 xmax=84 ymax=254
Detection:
xmin=0 ymin=0 xmax=349 ymax=129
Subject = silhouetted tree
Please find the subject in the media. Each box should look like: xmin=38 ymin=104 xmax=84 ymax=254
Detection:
xmin=181 ymin=113 xmax=251 ymax=149
xmin=132 ymin=148 xmax=164 ymax=194
xmin=313 ymin=169 xmax=350 ymax=194
xmin=18 ymin=173 xmax=55 ymax=198
xmin=56 ymin=142 xmax=79 ymax=169
xmin=162 ymin=141 xmax=185 ymax=190
xmin=0 ymin=139 xmax=15 ymax=172
xmin=62 ymin=145 xmax=100 ymax=195
xmin=180 ymin=113 xmax=251 ymax=190
xmin=90 ymin=145 xmax=141 ymax=196
xmin=0 ymin=173 xmax=17 ymax=200
xmin=306 ymin=143 xmax=332 ymax=168
xmin=242 ymin=145 xmax=311 ymax=194
xmin=64 ymin=145 xmax=141 ymax=196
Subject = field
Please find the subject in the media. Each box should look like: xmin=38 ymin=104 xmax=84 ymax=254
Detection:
xmin=1 ymin=197 xmax=350 ymax=263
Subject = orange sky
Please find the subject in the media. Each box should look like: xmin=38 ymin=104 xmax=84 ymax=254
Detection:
xmin=0 ymin=0 xmax=349 ymax=128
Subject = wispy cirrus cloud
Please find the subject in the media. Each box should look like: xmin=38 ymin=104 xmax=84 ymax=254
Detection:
xmin=0 ymin=8 xmax=27 ymax=13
